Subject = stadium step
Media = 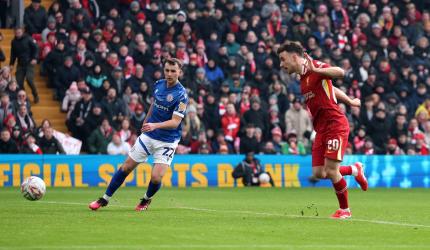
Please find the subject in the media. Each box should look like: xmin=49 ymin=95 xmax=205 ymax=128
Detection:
xmin=32 ymin=106 xmax=66 ymax=119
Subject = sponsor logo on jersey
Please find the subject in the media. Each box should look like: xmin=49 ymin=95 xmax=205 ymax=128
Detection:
xmin=154 ymin=100 xmax=170 ymax=111
xmin=167 ymin=94 xmax=173 ymax=102
xmin=303 ymin=91 xmax=315 ymax=101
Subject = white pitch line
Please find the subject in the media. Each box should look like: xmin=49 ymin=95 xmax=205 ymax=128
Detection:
xmin=174 ymin=206 xmax=430 ymax=229
xmin=0 ymin=244 xmax=428 ymax=249
xmin=36 ymin=201 xmax=430 ymax=229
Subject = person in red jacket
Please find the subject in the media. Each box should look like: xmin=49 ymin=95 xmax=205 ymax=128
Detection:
xmin=221 ymin=103 xmax=240 ymax=143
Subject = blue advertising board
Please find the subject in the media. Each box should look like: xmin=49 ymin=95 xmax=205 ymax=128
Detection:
xmin=0 ymin=155 xmax=429 ymax=188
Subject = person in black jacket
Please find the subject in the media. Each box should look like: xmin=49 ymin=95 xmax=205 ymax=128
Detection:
xmin=232 ymin=151 xmax=274 ymax=187
xmin=66 ymin=87 xmax=94 ymax=142
xmin=101 ymin=88 xmax=127 ymax=129
xmin=24 ymin=0 xmax=47 ymax=35
xmin=0 ymin=128 xmax=19 ymax=153
xmin=39 ymin=127 xmax=65 ymax=154
xmin=54 ymin=56 xmax=80 ymax=100
xmin=9 ymin=27 xmax=39 ymax=103
xmin=240 ymin=123 xmax=259 ymax=154
xmin=82 ymin=102 xmax=105 ymax=139
xmin=367 ymin=108 xmax=391 ymax=154
xmin=42 ymin=39 xmax=66 ymax=86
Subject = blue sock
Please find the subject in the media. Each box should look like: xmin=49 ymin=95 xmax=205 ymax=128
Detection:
xmin=105 ymin=169 xmax=128 ymax=197
xmin=144 ymin=181 xmax=161 ymax=199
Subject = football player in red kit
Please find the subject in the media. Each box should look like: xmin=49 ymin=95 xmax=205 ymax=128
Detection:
xmin=277 ymin=41 xmax=368 ymax=219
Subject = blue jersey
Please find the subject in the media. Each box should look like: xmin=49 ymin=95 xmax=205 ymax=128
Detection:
xmin=144 ymin=79 xmax=188 ymax=143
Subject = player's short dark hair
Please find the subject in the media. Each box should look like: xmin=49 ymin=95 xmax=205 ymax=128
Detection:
xmin=277 ymin=41 xmax=304 ymax=56
xmin=165 ymin=58 xmax=183 ymax=69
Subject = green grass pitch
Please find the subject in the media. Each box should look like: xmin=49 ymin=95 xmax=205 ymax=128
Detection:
xmin=0 ymin=187 xmax=429 ymax=250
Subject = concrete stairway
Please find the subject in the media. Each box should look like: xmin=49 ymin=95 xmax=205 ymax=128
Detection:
xmin=1 ymin=0 xmax=68 ymax=133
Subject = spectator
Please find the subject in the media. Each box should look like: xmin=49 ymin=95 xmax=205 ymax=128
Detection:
xmin=362 ymin=137 xmax=375 ymax=155
xmin=24 ymin=0 xmax=47 ymax=35
xmin=39 ymin=127 xmax=65 ymax=154
xmin=191 ymin=67 xmax=211 ymax=96
xmin=118 ymin=118 xmax=133 ymax=143
xmin=261 ymin=0 xmax=280 ymax=19
xmin=270 ymin=127 xmax=284 ymax=154
xmin=61 ymin=82 xmax=81 ymax=119
xmin=82 ymin=102 xmax=105 ymax=138
xmin=239 ymin=123 xmax=259 ymax=154
xmin=54 ymin=56 xmax=80 ymax=100
xmin=101 ymin=88 xmax=128 ymax=128
xmin=67 ymin=87 xmax=94 ymax=142
xmin=87 ymin=119 xmax=114 ymax=154
xmin=232 ymin=151 xmax=275 ymax=187
xmin=107 ymin=133 xmax=130 ymax=155
xmin=20 ymin=133 xmax=42 ymax=154
xmin=386 ymin=138 xmax=404 ymax=155
xmin=0 ymin=66 xmax=14 ymax=92
xmin=413 ymin=133 xmax=429 ymax=155
xmin=125 ymin=63 xmax=145 ymax=93
xmin=41 ymin=16 xmax=56 ymax=43
xmin=205 ymin=59 xmax=224 ymax=91
xmin=282 ymin=131 xmax=306 ymax=155
xmin=130 ymin=103 xmax=146 ymax=132
xmin=390 ymin=114 xmax=408 ymax=139
xmin=190 ymin=130 xmax=212 ymax=154
xmin=15 ymin=104 xmax=35 ymax=133
xmin=221 ymin=103 xmax=240 ymax=143
xmin=86 ymin=65 xmax=108 ymax=91
xmin=212 ymin=131 xmax=233 ymax=154
xmin=263 ymin=141 xmax=277 ymax=154
xmin=9 ymin=27 xmax=39 ymax=103
xmin=243 ymin=97 xmax=268 ymax=139
xmin=36 ymin=118 xmax=50 ymax=138
xmin=183 ymin=105 xmax=202 ymax=141
xmin=0 ymin=92 xmax=13 ymax=129
xmin=12 ymin=89 xmax=32 ymax=115
xmin=42 ymin=39 xmax=66 ymax=86
xmin=0 ymin=128 xmax=19 ymax=153
xmin=353 ymin=126 xmax=367 ymax=153
xmin=285 ymin=98 xmax=312 ymax=142
xmin=367 ymin=108 xmax=391 ymax=153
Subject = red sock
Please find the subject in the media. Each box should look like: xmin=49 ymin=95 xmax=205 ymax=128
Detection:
xmin=339 ymin=165 xmax=352 ymax=176
xmin=332 ymin=178 xmax=349 ymax=209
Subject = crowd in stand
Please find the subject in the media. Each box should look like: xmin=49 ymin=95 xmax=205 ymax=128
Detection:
xmin=1 ymin=0 xmax=430 ymax=155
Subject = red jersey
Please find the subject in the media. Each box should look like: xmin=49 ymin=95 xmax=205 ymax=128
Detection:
xmin=300 ymin=60 xmax=348 ymax=133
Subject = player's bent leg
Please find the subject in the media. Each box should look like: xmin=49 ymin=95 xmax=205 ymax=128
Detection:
xmin=136 ymin=163 xmax=169 ymax=211
xmin=89 ymin=156 xmax=139 ymax=211
xmin=338 ymin=162 xmax=368 ymax=191
xmin=353 ymin=162 xmax=368 ymax=191
xmin=325 ymin=158 xmax=351 ymax=219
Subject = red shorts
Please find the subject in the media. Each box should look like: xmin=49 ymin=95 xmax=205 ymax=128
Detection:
xmin=312 ymin=129 xmax=349 ymax=167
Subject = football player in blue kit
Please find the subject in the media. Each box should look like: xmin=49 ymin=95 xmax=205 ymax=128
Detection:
xmin=89 ymin=58 xmax=188 ymax=211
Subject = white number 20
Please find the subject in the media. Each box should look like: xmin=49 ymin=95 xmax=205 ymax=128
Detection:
xmin=328 ymin=139 xmax=340 ymax=151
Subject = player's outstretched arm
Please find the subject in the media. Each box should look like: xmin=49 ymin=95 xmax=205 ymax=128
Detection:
xmin=304 ymin=53 xmax=345 ymax=79
xmin=141 ymin=114 xmax=183 ymax=132
xmin=333 ymin=87 xmax=361 ymax=107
